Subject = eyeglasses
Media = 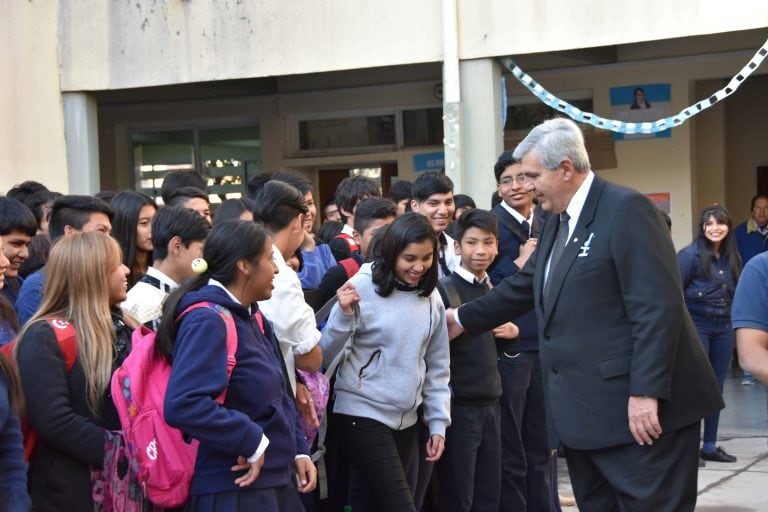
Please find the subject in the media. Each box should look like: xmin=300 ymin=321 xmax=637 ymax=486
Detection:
xmin=498 ymin=175 xmax=525 ymax=186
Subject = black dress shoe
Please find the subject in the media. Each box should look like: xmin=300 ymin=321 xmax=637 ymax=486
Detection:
xmin=701 ymin=447 xmax=737 ymax=463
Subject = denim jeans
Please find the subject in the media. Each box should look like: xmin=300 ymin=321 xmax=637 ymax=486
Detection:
xmin=691 ymin=315 xmax=734 ymax=444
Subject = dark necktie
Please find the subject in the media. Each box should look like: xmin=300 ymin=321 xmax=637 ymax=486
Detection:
xmin=543 ymin=212 xmax=570 ymax=299
xmin=521 ymin=220 xmax=531 ymax=240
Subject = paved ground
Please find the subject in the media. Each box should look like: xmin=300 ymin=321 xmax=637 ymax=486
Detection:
xmin=556 ymin=371 xmax=768 ymax=510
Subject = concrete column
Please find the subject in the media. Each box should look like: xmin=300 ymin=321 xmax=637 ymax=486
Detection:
xmin=457 ymin=59 xmax=504 ymax=208
xmin=62 ymin=93 xmax=100 ymax=194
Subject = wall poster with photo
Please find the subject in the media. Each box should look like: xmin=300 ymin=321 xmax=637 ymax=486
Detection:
xmin=610 ymin=84 xmax=671 ymax=140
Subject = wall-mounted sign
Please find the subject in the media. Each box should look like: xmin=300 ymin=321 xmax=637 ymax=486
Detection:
xmin=413 ymin=152 xmax=445 ymax=172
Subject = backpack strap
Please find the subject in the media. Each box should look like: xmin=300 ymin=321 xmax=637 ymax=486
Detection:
xmin=177 ymin=302 xmax=238 ymax=404
xmin=44 ymin=319 xmax=78 ymax=371
xmin=338 ymin=258 xmax=360 ymax=279
xmin=437 ymin=276 xmax=462 ymax=310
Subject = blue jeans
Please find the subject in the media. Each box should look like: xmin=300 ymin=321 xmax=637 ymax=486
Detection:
xmin=691 ymin=315 xmax=734 ymax=444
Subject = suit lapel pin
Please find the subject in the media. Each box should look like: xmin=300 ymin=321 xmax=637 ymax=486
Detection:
xmin=578 ymin=233 xmax=595 ymax=257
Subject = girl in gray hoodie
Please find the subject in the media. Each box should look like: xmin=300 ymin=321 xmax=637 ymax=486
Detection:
xmin=321 ymin=213 xmax=451 ymax=512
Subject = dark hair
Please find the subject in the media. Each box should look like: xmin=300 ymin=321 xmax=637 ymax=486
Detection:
xmin=371 ymin=212 xmax=438 ymax=298
xmin=111 ymin=191 xmax=157 ymax=288
xmin=696 ymin=204 xmax=741 ymax=281
xmin=160 ymin=171 xmax=208 ymax=203
xmin=493 ymin=150 xmax=520 ymax=182
xmin=213 ymin=198 xmax=255 ymax=225
xmin=335 ymin=176 xmax=380 ymax=223
xmin=315 ymin=221 xmax=344 ymax=245
xmin=272 ymin=171 xmax=313 ymax=196
xmin=453 ymin=208 xmax=498 ymax=243
xmin=353 ymin=197 xmax=397 ymax=235
xmin=388 ymin=180 xmax=412 ymax=203
xmin=26 ymin=190 xmax=61 ymax=228
xmin=155 ymin=220 xmax=271 ymax=360
xmin=0 ymin=349 xmax=23 ymax=416
xmin=252 ymin=181 xmax=308 ymax=232
xmin=0 ymin=197 xmax=37 ymax=237
xmin=150 ymin=206 xmax=211 ymax=261
xmin=453 ymin=194 xmax=476 ymax=216
xmin=95 ymin=190 xmax=116 ymax=205
xmin=411 ymin=171 xmax=453 ymax=203
xmin=750 ymin=194 xmax=768 ymax=210
xmin=166 ymin=186 xmax=209 ymax=207
xmin=18 ymin=234 xmax=52 ymax=278
xmin=246 ymin=172 xmax=274 ymax=202
xmin=6 ymin=181 xmax=48 ymax=205
xmin=49 ymin=195 xmax=114 ymax=241
xmin=491 ymin=191 xmax=502 ymax=208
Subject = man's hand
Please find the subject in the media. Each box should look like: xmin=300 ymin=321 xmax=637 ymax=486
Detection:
xmin=294 ymin=456 xmax=317 ymax=493
xmin=301 ymin=230 xmax=316 ymax=251
xmin=445 ymin=308 xmax=465 ymax=340
xmin=425 ymin=434 xmax=445 ymax=462
xmin=336 ymin=282 xmax=360 ymax=314
xmin=232 ymin=453 xmax=265 ymax=487
xmin=295 ymin=382 xmax=319 ymax=430
xmin=493 ymin=322 xmax=519 ymax=340
xmin=628 ymin=395 xmax=662 ymax=445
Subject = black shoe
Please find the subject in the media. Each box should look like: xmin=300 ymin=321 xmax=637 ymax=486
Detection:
xmin=699 ymin=456 xmax=706 ymax=468
xmin=700 ymin=447 xmax=737 ymax=463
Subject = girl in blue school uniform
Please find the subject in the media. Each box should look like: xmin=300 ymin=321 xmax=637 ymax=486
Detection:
xmin=158 ymin=220 xmax=316 ymax=511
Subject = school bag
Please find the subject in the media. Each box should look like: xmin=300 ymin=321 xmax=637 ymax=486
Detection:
xmin=110 ymin=302 xmax=238 ymax=508
xmin=0 ymin=318 xmax=78 ymax=461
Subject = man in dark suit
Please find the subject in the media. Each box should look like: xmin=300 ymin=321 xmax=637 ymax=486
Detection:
xmin=447 ymin=118 xmax=723 ymax=511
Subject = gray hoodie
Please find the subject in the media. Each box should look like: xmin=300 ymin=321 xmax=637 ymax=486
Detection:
xmin=320 ymin=263 xmax=451 ymax=437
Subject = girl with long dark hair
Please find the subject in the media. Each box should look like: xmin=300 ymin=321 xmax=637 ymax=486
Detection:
xmin=678 ymin=204 xmax=741 ymax=464
xmin=158 ymin=220 xmax=316 ymax=511
xmin=111 ymin=190 xmax=157 ymax=288
xmin=321 ymin=212 xmax=451 ymax=512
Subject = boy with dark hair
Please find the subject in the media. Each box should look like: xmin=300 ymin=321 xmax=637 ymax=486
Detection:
xmin=410 ymin=171 xmax=461 ymax=277
xmin=0 ymin=197 xmax=38 ymax=306
xmin=121 ymin=206 xmax=211 ymax=329
xmin=6 ymin=181 xmax=48 ymax=205
xmin=252 ymin=181 xmax=322 ymax=394
xmin=436 ymin=208 xmax=518 ymax=512
xmin=333 ymin=175 xmax=380 ymax=257
xmin=322 ymin=198 xmax=341 ymax=223
xmin=487 ymin=149 xmax=554 ymax=510
xmin=165 ymin=186 xmax=211 ymax=224
xmin=388 ymin=179 xmax=412 ymax=216
xmin=317 ymin=197 xmax=397 ymax=305
xmin=159 ymin=170 xmax=208 ymax=204
xmin=16 ymin=195 xmax=113 ymax=324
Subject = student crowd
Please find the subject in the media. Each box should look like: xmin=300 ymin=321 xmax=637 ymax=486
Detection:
xmin=0 ymin=117 xmax=766 ymax=512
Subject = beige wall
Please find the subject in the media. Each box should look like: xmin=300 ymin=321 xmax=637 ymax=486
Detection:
xmin=693 ymin=80 xmax=727 ymax=217
xmin=0 ymin=1 xmax=69 ymax=193
xmin=58 ymin=1 xmax=768 ymax=91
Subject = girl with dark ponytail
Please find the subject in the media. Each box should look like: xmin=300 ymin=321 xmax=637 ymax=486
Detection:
xmin=159 ymin=220 xmax=316 ymax=511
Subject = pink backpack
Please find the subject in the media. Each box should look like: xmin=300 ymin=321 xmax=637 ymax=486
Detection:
xmin=111 ymin=302 xmax=238 ymax=508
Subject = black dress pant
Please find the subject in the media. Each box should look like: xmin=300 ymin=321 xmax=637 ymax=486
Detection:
xmin=335 ymin=413 xmax=418 ymax=512
xmin=564 ymin=422 xmax=700 ymax=512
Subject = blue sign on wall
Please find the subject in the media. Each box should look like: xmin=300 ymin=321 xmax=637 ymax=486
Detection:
xmin=413 ymin=152 xmax=445 ymax=172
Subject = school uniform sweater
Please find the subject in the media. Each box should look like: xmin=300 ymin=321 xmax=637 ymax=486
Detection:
xmin=320 ymin=263 xmax=451 ymax=437
xmin=0 ymin=371 xmax=31 ymax=511
xmin=164 ymin=286 xmax=309 ymax=495
xmin=438 ymin=273 xmax=502 ymax=405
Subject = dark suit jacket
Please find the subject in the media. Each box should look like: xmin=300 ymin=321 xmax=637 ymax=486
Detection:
xmin=459 ymin=176 xmax=723 ymax=450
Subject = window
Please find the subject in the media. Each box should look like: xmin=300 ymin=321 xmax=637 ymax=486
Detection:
xmin=299 ymin=115 xmax=396 ymax=151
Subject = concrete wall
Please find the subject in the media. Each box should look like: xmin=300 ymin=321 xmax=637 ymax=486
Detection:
xmin=0 ymin=1 xmax=69 ymax=193
xmin=58 ymin=1 xmax=768 ymax=91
